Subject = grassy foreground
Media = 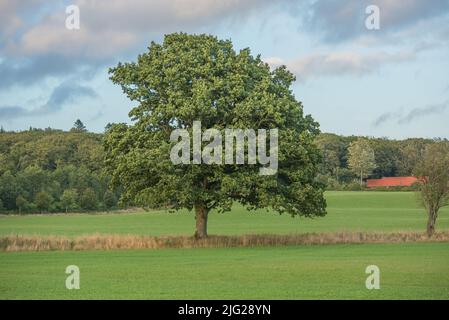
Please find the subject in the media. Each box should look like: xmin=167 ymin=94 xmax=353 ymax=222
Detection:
xmin=1 ymin=192 xmax=448 ymax=237
xmin=1 ymin=243 xmax=448 ymax=299
xmin=1 ymin=192 xmax=448 ymax=299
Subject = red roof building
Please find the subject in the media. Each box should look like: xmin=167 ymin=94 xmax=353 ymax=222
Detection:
xmin=366 ymin=176 xmax=419 ymax=188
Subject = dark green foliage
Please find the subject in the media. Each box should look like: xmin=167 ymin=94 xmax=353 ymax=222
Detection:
xmin=103 ymin=190 xmax=117 ymax=211
xmin=15 ymin=195 xmax=28 ymax=214
xmin=398 ymin=138 xmax=430 ymax=176
xmin=315 ymin=133 xmax=441 ymax=190
xmin=414 ymin=142 xmax=449 ymax=236
xmin=0 ymin=124 xmax=444 ymax=213
xmin=60 ymin=189 xmax=79 ymax=213
xmin=79 ymin=188 xmax=98 ymax=210
xmin=104 ymin=33 xmax=327 ymax=237
xmin=71 ymin=119 xmax=87 ymax=132
xmin=370 ymin=139 xmax=401 ymax=178
xmin=34 ymin=191 xmax=53 ymax=213
xmin=0 ymin=129 xmax=120 ymax=214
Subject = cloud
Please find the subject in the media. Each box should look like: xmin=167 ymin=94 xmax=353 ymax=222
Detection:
xmin=6 ymin=0 xmax=274 ymax=58
xmin=372 ymin=111 xmax=396 ymax=127
xmin=0 ymin=54 xmax=103 ymax=90
xmin=0 ymin=81 xmax=97 ymax=120
xmin=0 ymin=0 xmax=47 ymax=45
xmin=6 ymin=0 xmax=449 ymax=58
xmin=0 ymin=105 xmax=28 ymax=119
xmin=42 ymin=81 xmax=97 ymax=112
xmin=373 ymin=101 xmax=449 ymax=127
xmin=301 ymin=0 xmax=449 ymax=43
xmin=1 ymin=0 xmax=278 ymax=92
xmin=3 ymin=0 xmax=446 ymax=90
xmin=264 ymin=50 xmax=415 ymax=80
xmin=398 ymin=102 xmax=449 ymax=124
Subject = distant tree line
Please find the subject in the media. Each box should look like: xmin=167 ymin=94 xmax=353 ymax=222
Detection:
xmin=0 ymin=121 xmax=447 ymax=213
xmin=314 ymin=133 xmax=446 ymax=190
xmin=0 ymin=120 xmax=119 ymax=214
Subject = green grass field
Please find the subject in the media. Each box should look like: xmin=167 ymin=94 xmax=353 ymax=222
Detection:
xmin=1 ymin=243 xmax=448 ymax=299
xmin=1 ymin=192 xmax=448 ymax=237
xmin=1 ymin=191 xmax=449 ymax=299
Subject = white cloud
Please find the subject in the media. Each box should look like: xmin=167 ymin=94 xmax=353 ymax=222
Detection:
xmin=0 ymin=0 xmax=46 ymax=44
xmin=264 ymin=50 xmax=415 ymax=80
xmin=373 ymin=101 xmax=449 ymax=127
xmin=303 ymin=0 xmax=449 ymax=43
xmin=7 ymin=0 xmax=273 ymax=58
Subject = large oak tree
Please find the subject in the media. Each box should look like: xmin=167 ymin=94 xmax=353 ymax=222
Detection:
xmin=104 ymin=33 xmax=326 ymax=238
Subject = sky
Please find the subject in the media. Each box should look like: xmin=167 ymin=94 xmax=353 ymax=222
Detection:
xmin=0 ymin=0 xmax=448 ymax=139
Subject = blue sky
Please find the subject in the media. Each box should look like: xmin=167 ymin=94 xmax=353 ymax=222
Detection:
xmin=1 ymin=0 xmax=448 ymax=138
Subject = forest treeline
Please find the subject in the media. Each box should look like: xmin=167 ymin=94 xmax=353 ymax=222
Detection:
xmin=0 ymin=125 xmax=119 ymax=214
xmin=315 ymin=133 xmax=446 ymax=190
xmin=0 ymin=125 xmax=445 ymax=213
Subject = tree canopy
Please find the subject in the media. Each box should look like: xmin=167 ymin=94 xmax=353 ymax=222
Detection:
xmin=104 ymin=33 xmax=327 ymax=238
xmin=0 ymin=128 xmax=118 ymax=213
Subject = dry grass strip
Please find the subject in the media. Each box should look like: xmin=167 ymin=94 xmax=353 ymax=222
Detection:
xmin=1 ymin=231 xmax=449 ymax=252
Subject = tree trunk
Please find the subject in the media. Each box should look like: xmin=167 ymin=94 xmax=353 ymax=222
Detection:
xmin=426 ymin=209 xmax=437 ymax=237
xmin=194 ymin=204 xmax=209 ymax=239
xmin=360 ymin=170 xmax=363 ymax=187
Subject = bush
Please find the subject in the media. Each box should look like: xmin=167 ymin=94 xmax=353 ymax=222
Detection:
xmin=26 ymin=202 xmax=38 ymax=213
xmin=34 ymin=191 xmax=53 ymax=213
xmin=60 ymin=189 xmax=79 ymax=213
xmin=325 ymin=177 xmax=342 ymax=190
xmin=15 ymin=195 xmax=28 ymax=214
xmin=79 ymin=188 xmax=97 ymax=210
xmin=343 ymin=181 xmax=363 ymax=191
xmin=103 ymin=190 xmax=117 ymax=211
xmin=365 ymin=185 xmax=420 ymax=192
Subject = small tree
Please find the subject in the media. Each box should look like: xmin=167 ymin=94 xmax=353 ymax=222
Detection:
xmin=104 ymin=123 xmax=113 ymax=132
xmin=103 ymin=190 xmax=116 ymax=212
xmin=34 ymin=191 xmax=53 ymax=213
xmin=60 ymin=189 xmax=78 ymax=213
xmin=71 ymin=119 xmax=87 ymax=132
xmin=16 ymin=195 xmax=28 ymax=214
xmin=348 ymin=138 xmax=376 ymax=186
xmin=79 ymin=188 xmax=97 ymax=210
xmin=414 ymin=142 xmax=449 ymax=237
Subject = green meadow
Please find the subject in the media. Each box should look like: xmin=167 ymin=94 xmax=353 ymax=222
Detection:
xmin=1 ymin=192 xmax=448 ymax=237
xmin=1 ymin=243 xmax=448 ymax=299
xmin=1 ymin=191 xmax=449 ymax=299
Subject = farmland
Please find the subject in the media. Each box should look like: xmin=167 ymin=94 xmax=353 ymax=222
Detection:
xmin=1 ymin=191 xmax=448 ymax=299
xmin=1 ymin=243 xmax=448 ymax=299
xmin=1 ymin=192 xmax=448 ymax=237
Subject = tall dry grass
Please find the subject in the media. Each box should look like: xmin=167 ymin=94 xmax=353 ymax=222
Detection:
xmin=1 ymin=231 xmax=449 ymax=252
